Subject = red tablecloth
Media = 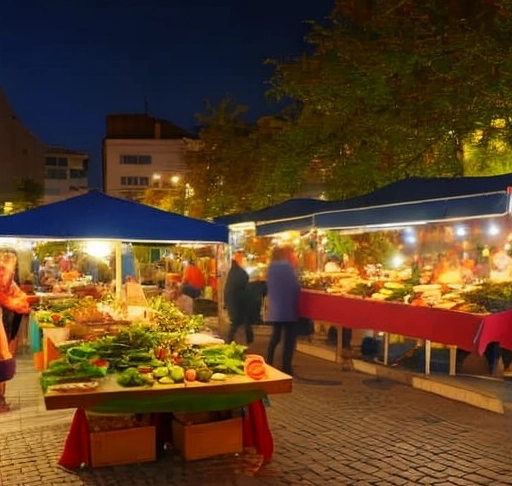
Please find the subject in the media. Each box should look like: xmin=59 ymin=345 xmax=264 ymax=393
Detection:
xmin=299 ymin=290 xmax=512 ymax=353
xmin=58 ymin=400 xmax=273 ymax=469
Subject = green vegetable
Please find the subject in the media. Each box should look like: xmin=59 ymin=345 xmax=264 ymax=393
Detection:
xmin=200 ymin=342 xmax=246 ymax=375
xmin=158 ymin=376 xmax=175 ymax=384
xmin=169 ymin=366 xmax=185 ymax=383
xmin=126 ymin=351 xmax=153 ymax=363
xmin=141 ymin=373 xmax=155 ymax=385
xmin=211 ymin=373 xmax=227 ymax=381
xmin=66 ymin=345 xmax=98 ymax=363
xmin=153 ymin=367 xmax=169 ymax=378
xmin=116 ymin=368 xmax=145 ymax=387
xmin=197 ymin=368 xmax=213 ymax=383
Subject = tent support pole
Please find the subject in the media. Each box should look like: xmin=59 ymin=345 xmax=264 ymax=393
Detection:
xmin=449 ymin=345 xmax=457 ymax=376
xmin=425 ymin=340 xmax=431 ymax=375
xmin=115 ymin=241 xmax=122 ymax=299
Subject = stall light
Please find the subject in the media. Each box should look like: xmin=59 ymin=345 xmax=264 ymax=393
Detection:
xmin=229 ymin=222 xmax=255 ymax=232
xmin=0 ymin=238 xmax=33 ymax=250
xmin=404 ymin=234 xmax=416 ymax=245
xmin=83 ymin=241 xmax=112 ymax=259
xmin=505 ymin=243 xmax=511 ymax=252
xmin=391 ymin=254 xmax=404 ymax=268
xmin=455 ymin=226 xmax=467 ymax=237
xmin=0 ymin=237 xmax=17 ymax=246
xmin=488 ymin=224 xmax=500 ymax=236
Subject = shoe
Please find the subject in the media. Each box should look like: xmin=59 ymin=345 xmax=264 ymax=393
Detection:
xmin=0 ymin=399 xmax=10 ymax=413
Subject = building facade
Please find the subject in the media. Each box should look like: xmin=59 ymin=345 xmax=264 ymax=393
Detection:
xmin=44 ymin=146 xmax=89 ymax=203
xmin=0 ymin=88 xmax=45 ymax=209
xmin=102 ymin=114 xmax=191 ymax=199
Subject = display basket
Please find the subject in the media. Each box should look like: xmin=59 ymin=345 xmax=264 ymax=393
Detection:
xmin=42 ymin=326 xmax=70 ymax=344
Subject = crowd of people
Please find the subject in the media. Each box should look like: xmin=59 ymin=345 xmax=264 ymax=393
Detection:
xmin=224 ymin=246 xmax=300 ymax=376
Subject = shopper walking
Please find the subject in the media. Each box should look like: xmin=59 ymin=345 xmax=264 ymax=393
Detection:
xmin=224 ymin=251 xmax=251 ymax=344
xmin=266 ymin=246 xmax=300 ymax=375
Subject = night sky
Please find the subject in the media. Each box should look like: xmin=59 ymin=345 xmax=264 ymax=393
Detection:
xmin=0 ymin=0 xmax=333 ymax=188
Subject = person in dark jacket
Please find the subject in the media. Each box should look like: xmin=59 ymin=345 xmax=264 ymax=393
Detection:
xmin=245 ymin=270 xmax=267 ymax=328
xmin=266 ymin=246 xmax=300 ymax=375
xmin=224 ymin=252 xmax=251 ymax=344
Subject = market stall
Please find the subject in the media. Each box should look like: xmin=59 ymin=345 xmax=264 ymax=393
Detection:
xmin=0 ymin=191 xmax=293 ymax=468
xmin=41 ymin=326 xmax=291 ymax=467
xmin=217 ymin=175 xmax=512 ymax=375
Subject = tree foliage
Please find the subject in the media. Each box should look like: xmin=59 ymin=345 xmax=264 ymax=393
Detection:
xmin=183 ymin=97 xmax=254 ymax=218
xmin=181 ymin=1 xmax=512 ymax=218
xmin=267 ymin=0 xmax=512 ymax=199
xmin=9 ymin=178 xmax=44 ymax=213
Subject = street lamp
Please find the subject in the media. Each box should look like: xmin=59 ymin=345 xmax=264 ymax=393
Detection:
xmin=170 ymin=175 xmax=180 ymax=186
xmin=152 ymin=173 xmax=161 ymax=188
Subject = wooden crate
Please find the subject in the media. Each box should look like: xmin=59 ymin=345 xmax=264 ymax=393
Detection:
xmin=172 ymin=417 xmax=243 ymax=461
xmin=89 ymin=425 xmax=156 ymax=468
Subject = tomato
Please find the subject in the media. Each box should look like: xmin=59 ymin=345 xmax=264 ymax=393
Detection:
xmin=92 ymin=359 xmax=109 ymax=368
xmin=244 ymin=355 xmax=267 ymax=381
xmin=185 ymin=369 xmax=197 ymax=382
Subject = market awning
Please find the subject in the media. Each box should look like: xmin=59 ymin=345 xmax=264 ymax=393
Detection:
xmin=313 ymin=191 xmax=510 ymax=230
xmin=256 ymin=191 xmax=511 ymax=235
xmin=0 ymin=190 xmax=229 ymax=244
xmin=214 ymin=198 xmax=331 ymax=227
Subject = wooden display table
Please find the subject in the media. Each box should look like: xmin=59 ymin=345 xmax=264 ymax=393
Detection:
xmin=44 ymin=366 xmax=292 ymax=411
xmin=50 ymin=366 xmax=291 ymax=469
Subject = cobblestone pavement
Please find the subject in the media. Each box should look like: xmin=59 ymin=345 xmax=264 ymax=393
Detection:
xmin=2 ymin=341 xmax=512 ymax=486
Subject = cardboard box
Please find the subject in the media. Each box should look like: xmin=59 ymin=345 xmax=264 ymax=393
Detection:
xmin=172 ymin=417 xmax=243 ymax=461
xmin=89 ymin=425 xmax=156 ymax=468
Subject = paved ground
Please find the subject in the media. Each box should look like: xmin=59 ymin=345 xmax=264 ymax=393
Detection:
xmin=2 ymin=337 xmax=512 ymax=486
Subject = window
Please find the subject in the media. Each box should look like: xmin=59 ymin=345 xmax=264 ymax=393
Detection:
xmin=45 ymin=157 xmax=68 ymax=167
xmin=120 ymin=176 xmax=149 ymax=186
xmin=138 ymin=156 xmax=151 ymax=165
xmin=119 ymin=155 xmax=152 ymax=165
xmin=70 ymin=169 xmax=87 ymax=179
xmin=45 ymin=168 xmax=67 ymax=180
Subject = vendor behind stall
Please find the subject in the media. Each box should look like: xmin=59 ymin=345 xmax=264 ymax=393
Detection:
xmin=38 ymin=258 xmax=57 ymax=289
xmin=182 ymin=260 xmax=205 ymax=299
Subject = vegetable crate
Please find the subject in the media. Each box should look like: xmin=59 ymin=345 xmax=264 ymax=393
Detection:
xmin=172 ymin=415 xmax=243 ymax=461
xmin=89 ymin=425 xmax=156 ymax=468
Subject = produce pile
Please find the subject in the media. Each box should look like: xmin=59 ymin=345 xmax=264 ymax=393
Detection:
xmin=462 ymin=282 xmax=512 ymax=314
xmin=303 ymin=272 xmax=512 ymax=315
xmin=41 ymin=299 xmax=269 ymax=392
xmin=34 ymin=296 xmax=115 ymax=328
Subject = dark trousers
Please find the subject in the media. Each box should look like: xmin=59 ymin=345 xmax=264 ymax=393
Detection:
xmin=227 ymin=316 xmax=254 ymax=345
xmin=266 ymin=321 xmax=297 ymax=375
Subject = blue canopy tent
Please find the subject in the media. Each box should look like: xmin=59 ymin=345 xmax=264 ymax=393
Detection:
xmin=239 ymin=174 xmax=512 ymax=235
xmin=214 ymin=198 xmax=332 ymax=228
xmin=0 ymin=190 xmax=228 ymax=296
xmin=0 ymin=190 xmax=228 ymax=243
xmin=312 ymin=191 xmax=511 ymax=231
